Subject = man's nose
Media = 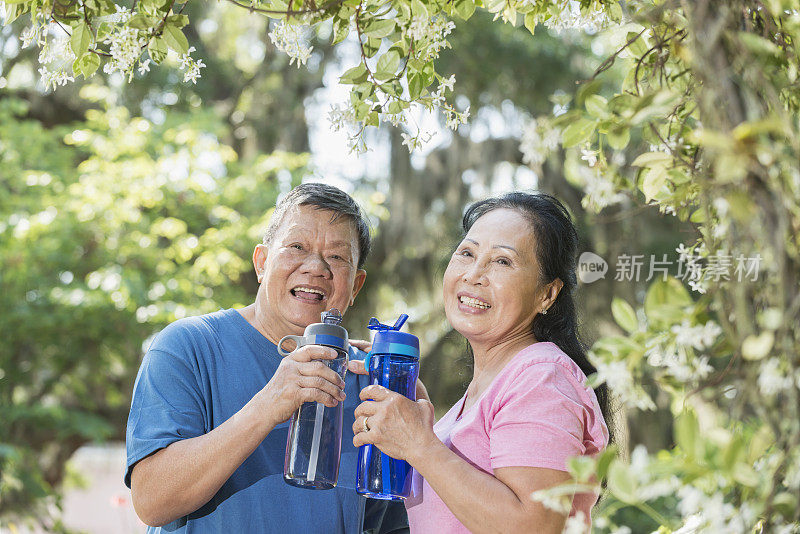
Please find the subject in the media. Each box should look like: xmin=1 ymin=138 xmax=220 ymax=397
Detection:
xmin=302 ymin=253 xmax=333 ymax=278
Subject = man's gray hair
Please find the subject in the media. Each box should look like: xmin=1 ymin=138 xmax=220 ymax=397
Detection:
xmin=263 ymin=183 xmax=372 ymax=269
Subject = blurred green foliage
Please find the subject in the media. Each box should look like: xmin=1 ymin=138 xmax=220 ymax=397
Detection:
xmin=0 ymin=89 xmax=307 ymax=523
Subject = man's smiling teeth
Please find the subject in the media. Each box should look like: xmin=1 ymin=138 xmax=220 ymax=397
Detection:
xmin=293 ymin=287 xmax=326 ymax=299
xmin=459 ymin=296 xmax=491 ymax=309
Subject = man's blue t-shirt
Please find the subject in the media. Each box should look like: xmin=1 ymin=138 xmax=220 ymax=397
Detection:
xmin=125 ymin=308 xmax=374 ymax=533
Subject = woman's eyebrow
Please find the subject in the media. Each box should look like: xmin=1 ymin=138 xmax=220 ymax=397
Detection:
xmin=494 ymin=244 xmax=519 ymax=254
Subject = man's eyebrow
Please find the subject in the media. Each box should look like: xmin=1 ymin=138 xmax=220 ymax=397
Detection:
xmin=327 ymin=240 xmax=354 ymax=248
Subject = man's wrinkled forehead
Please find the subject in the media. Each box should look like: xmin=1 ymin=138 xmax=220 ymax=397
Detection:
xmin=273 ymin=206 xmax=359 ymax=252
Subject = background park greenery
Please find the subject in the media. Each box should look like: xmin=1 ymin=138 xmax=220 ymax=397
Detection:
xmin=1 ymin=0 xmax=799 ymax=531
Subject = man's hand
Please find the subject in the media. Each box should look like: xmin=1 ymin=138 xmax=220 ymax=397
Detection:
xmin=260 ymin=345 xmax=346 ymax=426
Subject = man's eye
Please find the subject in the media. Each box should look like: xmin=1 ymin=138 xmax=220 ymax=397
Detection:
xmin=290 ymin=244 xmax=303 ymax=250
xmin=497 ymin=258 xmax=511 ymax=266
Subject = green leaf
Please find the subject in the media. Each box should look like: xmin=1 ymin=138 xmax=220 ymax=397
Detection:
xmin=363 ymin=37 xmax=381 ymax=58
xmin=411 ymin=0 xmax=428 ymax=17
xmin=166 ymin=14 xmax=190 ymax=28
xmin=454 ymin=0 xmax=476 ymax=20
xmin=585 ymin=95 xmax=609 ymax=119
xmin=561 ymin=118 xmax=597 ymax=148
xmin=523 ymin=12 xmax=536 ymax=35
xmin=408 ymin=73 xmax=425 ymax=99
xmin=611 ymin=298 xmax=638 ymax=334
xmin=148 ymin=37 xmax=168 ymax=64
xmin=567 ymin=456 xmax=594 ymax=483
xmin=70 ymin=22 xmax=92 ymax=58
xmin=128 ymin=13 xmax=158 ymax=30
xmin=332 ymin=19 xmax=349 ymax=45
xmin=78 ymin=52 xmax=100 ymax=78
xmin=340 ymin=63 xmax=368 ymax=84
xmin=607 ymin=460 xmax=637 ymax=504
xmin=641 ymin=166 xmax=668 ymax=202
xmin=675 ymin=410 xmax=700 ymax=458
xmin=162 ymin=24 xmax=189 ymax=55
xmin=606 ymin=126 xmax=630 ymax=150
xmin=375 ymin=49 xmax=401 ymax=81
xmin=631 ymin=151 xmax=672 ymax=168
xmin=363 ymin=19 xmax=395 ymax=38
xmin=644 ymin=277 xmax=693 ymax=326
xmin=3 ymin=2 xmax=29 ymax=22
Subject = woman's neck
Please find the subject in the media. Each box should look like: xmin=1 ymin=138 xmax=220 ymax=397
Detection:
xmin=466 ymin=331 xmax=538 ymax=396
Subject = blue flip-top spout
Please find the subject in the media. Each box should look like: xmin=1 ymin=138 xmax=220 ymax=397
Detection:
xmin=367 ymin=313 xmax=409 ymax=332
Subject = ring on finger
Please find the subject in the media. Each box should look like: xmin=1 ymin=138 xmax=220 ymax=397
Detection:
xmin=362 ymin=416 xmax=370 ymax=433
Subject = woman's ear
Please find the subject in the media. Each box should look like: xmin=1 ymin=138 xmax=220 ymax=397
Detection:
xmin=541 ymin=278 xmax=564 ymax=313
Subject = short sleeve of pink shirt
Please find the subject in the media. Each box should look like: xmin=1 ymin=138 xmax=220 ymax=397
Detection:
xmin=405 ymin=342 xmax=609 ymax=533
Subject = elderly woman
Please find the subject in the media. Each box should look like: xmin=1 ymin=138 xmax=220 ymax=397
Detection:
xmin=350 ymin=192 xmax=610 ymax=532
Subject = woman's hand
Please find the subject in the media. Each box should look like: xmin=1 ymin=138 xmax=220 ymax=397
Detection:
xmin=353 ymin=385 xmax=437 ymax=463
xmin=347 ymin=344 xmax=431 ymax=402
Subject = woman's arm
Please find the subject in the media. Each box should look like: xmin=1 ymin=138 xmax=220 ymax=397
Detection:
xmin=353 ymin=386 xmax=572 ymax=534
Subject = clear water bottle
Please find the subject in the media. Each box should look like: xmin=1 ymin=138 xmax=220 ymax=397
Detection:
xmin=279 ymin=309 xmax=348 ymax=490
xmin=356 ymin=314 xmax=420 ymax=500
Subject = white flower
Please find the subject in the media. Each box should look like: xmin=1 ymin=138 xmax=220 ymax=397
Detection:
xmin=520 ymin=117 xmax=561 ymax=168
xmin=268 ymin=21 xmax=313 ymax=67
xmin=758 ymin=358 xmax=793 ymax=397
xmin=138 ymin=59 xmax=151 ymax=75
xmin=580 ymin=167 xmax=626 ymax=212
xmin=562 ymin=511 xmax=588 ymax=534
xmin=593 ymin=359 xmax=656 ymax=410
xmin=580 ymin=148 xmax=598 ymax=166
xmin=439 ymin=74 xmax=456 ymax=92
xmin=542 ymin=0 xmax=609 ymax=34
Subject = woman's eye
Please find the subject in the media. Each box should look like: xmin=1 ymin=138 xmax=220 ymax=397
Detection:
xmin=458 ymin=249 xmax=472 ymax=257
xmin=290 ymin=244 xmax=303 ymax=250
xmin=497 ymin=258 xmax=511 ymax=266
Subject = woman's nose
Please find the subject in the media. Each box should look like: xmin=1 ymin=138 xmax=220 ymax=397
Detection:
xmin=462 ymin=261 xmax=488 ymax=285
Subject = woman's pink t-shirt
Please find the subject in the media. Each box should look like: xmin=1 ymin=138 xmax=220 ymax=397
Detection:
xmin=404 ymin=342 xmax=609 ymax=532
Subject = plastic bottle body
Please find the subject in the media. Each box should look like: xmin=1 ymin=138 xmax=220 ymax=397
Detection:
xmin=356 ymin=353 xmax=419 ymax=500
xmin=284 ymin=353 xmax=348 ymax=489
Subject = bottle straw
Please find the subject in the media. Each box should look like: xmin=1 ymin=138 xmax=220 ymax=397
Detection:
xmin=306 ymin=402 xmax=325 ymax=482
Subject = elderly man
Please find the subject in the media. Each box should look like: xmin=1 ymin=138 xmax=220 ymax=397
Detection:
xmin=125 ymin=183 xmax=408 ymax=533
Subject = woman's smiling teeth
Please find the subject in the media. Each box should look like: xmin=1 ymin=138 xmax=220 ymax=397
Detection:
xmin=291 ymin=286 xmax=326 ymax=301
xmin=459 ymin=296 xmax=491 ymax=309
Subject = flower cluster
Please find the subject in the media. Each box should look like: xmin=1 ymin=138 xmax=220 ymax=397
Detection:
xmin=592 ymin=358 xmax=656 ymax=410
xmin=103 ymin=26 xmax=146 ymax=79
xmin=178 ymin=47 xmax=206 ymax=84
xmin=519 ymin=117 xmax=561 ymax=168
xmin=35 ymin=30 xmax=75 ymax=90
xmin=268 ymin=20 xmax=314 ymax=67
xmin=579 ymin=165 xmax=627 ymax=212
xmin=542 ymin=0 xmax=609 ymax=34
xmin=406 ymin=15 xmax=456 ymax=62
xmin=644 ymin=320 xmax=721 ymax=383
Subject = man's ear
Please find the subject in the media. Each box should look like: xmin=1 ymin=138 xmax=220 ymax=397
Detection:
xmin=253 ymin=244 xmax=268 ymax=283
xmin=349 ymin=269 xmax=367 ymax=306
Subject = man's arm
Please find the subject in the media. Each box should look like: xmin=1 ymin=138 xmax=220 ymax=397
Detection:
xmin=130 ymin=345 xmax=347 ymax=527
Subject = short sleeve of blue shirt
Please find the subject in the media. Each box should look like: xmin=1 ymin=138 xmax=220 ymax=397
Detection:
xmin=125 ymin=309 xmax=405 ymax=534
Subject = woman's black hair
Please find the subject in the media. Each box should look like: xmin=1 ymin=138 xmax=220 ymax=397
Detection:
xmin=462 ymin=191 xmax=612 ymax=442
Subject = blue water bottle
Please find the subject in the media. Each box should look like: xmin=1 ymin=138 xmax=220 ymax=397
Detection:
xmin=279 ymin=309 xmax=349 ymax=490
xmin=356 ymin=314 xmax=420 ymax=500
